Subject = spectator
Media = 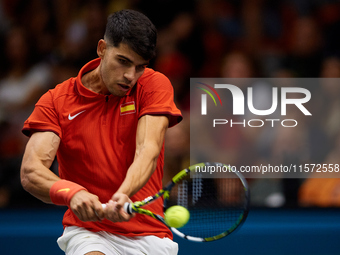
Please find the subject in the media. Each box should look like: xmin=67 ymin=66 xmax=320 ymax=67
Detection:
xmin=0 ymin=26 xmax=51 ymax=207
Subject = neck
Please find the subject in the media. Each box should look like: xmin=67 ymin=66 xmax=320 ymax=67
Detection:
xmin=81 ymin=67 xmax=109 ymax=94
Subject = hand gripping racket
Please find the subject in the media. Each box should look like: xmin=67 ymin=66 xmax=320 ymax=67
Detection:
xmin=104 ymin=162 xmax=250 ymax=242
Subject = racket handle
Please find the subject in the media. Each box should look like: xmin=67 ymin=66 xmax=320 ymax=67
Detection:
xmin=101 ymin=203 xmax=132 ymax=214
xmin=124 ymin=202 xmax=133 ymax=214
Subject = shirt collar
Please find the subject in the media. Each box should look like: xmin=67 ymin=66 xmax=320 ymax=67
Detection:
xmin=75 ymin=58 xmax=135 ymax=98
xmin=75 ymin=58 xmax=103 ymax=98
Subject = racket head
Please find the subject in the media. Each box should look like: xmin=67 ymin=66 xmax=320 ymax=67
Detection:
xmin=164 ymin=162 xmax=250 ymax=242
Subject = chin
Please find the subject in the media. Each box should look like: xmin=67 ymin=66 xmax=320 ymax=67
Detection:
xmin=110 ymin=90 xmax=126 ymax=97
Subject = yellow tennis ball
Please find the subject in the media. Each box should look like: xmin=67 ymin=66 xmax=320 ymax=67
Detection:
xmin=165 ymin=205 xmax=190 ymax=228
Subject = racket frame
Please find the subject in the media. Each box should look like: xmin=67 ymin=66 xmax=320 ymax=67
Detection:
xmin=122 ymin=162 xmax=250 ymax=242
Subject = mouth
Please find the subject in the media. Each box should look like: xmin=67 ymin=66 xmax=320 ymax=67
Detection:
xmin=118 ymin=83 xmax=131 ymax=92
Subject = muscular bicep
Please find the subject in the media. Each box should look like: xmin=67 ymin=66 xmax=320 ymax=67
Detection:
xmin=22 ymin=131 xmax=60 ymax=169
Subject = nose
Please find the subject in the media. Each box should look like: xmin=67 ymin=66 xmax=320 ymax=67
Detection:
xmin=124 ymin=67 xmax=136 ymax=83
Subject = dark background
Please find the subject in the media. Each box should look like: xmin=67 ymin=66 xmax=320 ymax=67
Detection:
xmin=0 ymin=0 xmax=340 ymax=254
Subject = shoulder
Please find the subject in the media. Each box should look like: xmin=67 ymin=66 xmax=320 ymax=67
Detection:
xmin=37 ymin=77 xmax=76 ymax=107
xmin=138 ymin=68 xmax=172 ymax=91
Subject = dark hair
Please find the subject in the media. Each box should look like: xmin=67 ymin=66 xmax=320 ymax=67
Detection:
xmin=104 ymin=9 xmax=157 ymax=60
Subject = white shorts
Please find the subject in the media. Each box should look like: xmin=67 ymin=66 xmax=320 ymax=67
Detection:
xmin=57 ymin=226 xmax=178 ymax=255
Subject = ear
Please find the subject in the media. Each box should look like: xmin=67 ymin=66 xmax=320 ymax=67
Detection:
xmin=97 ymin=39 xmax=106 ymax=59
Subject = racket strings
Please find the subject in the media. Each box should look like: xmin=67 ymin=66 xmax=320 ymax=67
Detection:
xmin=177 ymin=180 xmax=188 ymax=208
xmin=167 ymin=172 xmax=247 ymax=239
xmin=182 ymin=208 xmax=244 ymax=237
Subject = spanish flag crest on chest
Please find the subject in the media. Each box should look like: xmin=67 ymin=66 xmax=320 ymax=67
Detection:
xmin=120 ymin=101 xmax=136 ymax=115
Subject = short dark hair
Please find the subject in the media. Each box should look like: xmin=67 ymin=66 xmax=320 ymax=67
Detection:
xmin=104 ymin=9 xmax=157 ymax=60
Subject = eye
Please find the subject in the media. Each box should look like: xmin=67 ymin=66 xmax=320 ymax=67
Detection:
xmin=118 ymin=58 xmax=128 ymax=65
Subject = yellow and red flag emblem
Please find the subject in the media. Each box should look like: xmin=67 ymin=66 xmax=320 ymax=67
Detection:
xmin=120 ymin=101 xmax=136 ymax=115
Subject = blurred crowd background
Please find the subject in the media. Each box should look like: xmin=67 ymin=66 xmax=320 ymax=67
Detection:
xmin=0 ymin=0 xmax=340 ymax=209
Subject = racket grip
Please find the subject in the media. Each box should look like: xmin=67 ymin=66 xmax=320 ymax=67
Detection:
xmin=101 ymin=203 xmax=132 ymax=214
xmin=124 ymin=202 xmax=133 ymax=214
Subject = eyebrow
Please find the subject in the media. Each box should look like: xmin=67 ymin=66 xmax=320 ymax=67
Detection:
xmin=117 ymin=54 xmax=149 ymax=66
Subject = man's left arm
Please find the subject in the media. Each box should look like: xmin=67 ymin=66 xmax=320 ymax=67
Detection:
xmin=104 ymin=114 xmax=169 ymax=221
xmin=119 ymin=114 xmax=168 ymax=195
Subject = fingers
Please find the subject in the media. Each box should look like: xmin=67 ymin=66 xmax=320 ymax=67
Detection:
xmin=103 ymin=195 xmax=135 ymax=223
xmin=70 ymin=190 xmax=104 ymax=222
xmin=93 ymin=201 xmax=105 ymax=220
xmin=72 ymin=201 xmax=101 ymax=222
xmin=111 ymin=193 xmax=131 ymax=209
xmin=70 ymin=191 xmax=135 ymax=223
xmin=103 ymin=200 xmax=129 ymax=222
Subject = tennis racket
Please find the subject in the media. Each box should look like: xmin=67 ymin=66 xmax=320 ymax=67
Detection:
xmin=104 ymin=162 xmax=250 ymax=242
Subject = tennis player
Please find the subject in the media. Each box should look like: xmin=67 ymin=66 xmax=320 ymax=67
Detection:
xmin=20 ymin=9 xmax=182 ymax=255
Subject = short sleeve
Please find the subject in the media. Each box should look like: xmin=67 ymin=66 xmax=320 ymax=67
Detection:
xmin=22 ymin=90 xmax=62 ymax=137
xmin=138 ymin=71 xmax=182 ymax=127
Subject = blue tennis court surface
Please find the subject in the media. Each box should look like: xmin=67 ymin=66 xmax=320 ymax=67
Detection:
xmin=175 ymin=208 xmax=340 ymax=255
xmin=1 ymin=208 xmax=339 ymax=255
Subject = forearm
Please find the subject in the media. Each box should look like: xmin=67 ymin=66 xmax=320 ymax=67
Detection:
xmin=116 ymin=115 xmax=169 ymax=197
xmin=20 ymin=131 xmax=61 ymax=203
xmin=21 ymin=162 xmax=60 ymax=203
xmin=116 ymin=143 xmax=160 ymax=197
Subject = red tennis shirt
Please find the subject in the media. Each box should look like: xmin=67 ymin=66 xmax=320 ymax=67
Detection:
xmin=22 ymin=58 xmax=182 ymax=239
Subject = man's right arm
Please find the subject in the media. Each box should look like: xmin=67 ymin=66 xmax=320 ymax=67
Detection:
xmin=20 ymin=131 xmax=61 ymax=203
xmin=20 ymin=131 xmax=104 ymax=221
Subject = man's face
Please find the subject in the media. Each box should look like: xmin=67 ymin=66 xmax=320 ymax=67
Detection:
xmin=98 ymin=40 xmax=149 ymax=96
